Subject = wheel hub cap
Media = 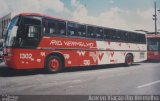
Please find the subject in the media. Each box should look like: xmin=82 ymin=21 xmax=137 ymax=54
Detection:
xmin=49 ymin=59 xmax=59 ymax=70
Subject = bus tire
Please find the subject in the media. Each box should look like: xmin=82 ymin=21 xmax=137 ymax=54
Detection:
xmin=46 ymin=56 xmax=62 ymax=73
xmin=125 ymin=54 xmax=133 ymax=66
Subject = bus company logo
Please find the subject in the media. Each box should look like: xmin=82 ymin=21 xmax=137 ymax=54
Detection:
xmin=40 ymin=52 xmax=46 ymax=57
xmin=98 ymin=52 xmax=104 ymax=61
xmin=50 ymin=40 xmax=63 ymax=46
xmin=106 ymin=51 xmax=115 ymax=57
xmin=50 ymin=40 xmax=94 ymax=48
xmin=110 ymin=51 xmax=115 ymax=57
xmin=89 ymin=52 xmax=97 ymax=62
xmin=89 ymin=52 xmax=104 ymax=62
xmin=83 ymin=60 xmax=90 ymax=65
xmin=64 ymin=54 xmax=70 ymax=59
xmin=77 ymin=50 xmax=86 ymax=56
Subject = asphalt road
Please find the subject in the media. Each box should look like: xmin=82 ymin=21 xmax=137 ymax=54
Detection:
xmin=0 ymin=62 xmax=160 ymax=95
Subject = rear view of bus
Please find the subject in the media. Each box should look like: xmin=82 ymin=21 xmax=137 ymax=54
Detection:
xmin=147 ymin=35 xmax=160 ymax=61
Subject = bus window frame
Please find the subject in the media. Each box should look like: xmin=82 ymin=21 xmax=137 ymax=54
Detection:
xmin=42 ymin=18 xmax=67 ymax=37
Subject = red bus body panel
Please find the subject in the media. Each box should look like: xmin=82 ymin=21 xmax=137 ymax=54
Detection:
xmin=147 ymin=51 xmax=160 ymax=60
xmin=4 ymin=37 xmax=97 ymax=69
xmin=4 ymin=36 xmax=147 ymax=69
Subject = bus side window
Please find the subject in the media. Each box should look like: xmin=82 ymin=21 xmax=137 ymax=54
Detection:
xmin=67 ymin=22 xmax=86 ymax=37
xmin=96 ymin=27 xmax=103 ymax=39
xmin=121 ymin=31 xmax=127 ymax=42
xmin=118 ymin=31 xmax=124 ymax=41
xmin=78 ymin=24 xmax=86 ymax=37
xmin=125 ymin=32 xmax=129 ymax=42
xmin=87 ymin=26 xmax=96 ymax=38
xmin=67 ymin=22 xmax=78 ymax=37
xmin=143 ymin=35 xmax=146 ymax=44
xmin=131 ymin=33 xmax=137 ymax=43
xmin=28 ymin=25 xmax=40 ymax=39
xmin=57 ymin=21 xmax=66 ymax=36
xmin=111 ymin=30 xmax=117 ymax=41
xmin=104 ymin=28 xmax=111 ymax=40
xmin=141 ymin=34 xmax=146 ymax=44
xmin=129 ymin=33 xmax=133 ymax=43
xmin=43 ymin=19 xmax=56 ymax=35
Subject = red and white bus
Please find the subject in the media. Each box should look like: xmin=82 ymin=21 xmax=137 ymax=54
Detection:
xmin=3 ymin=13 xmax=147 ymax=73
xmin=147 ymin=35 xmax=160 ymax=61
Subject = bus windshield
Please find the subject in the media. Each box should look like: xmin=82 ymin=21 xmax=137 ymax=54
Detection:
xmin=5 ymin=17 xmax=18 ymax=47
xmin=4 ymin=16 xmax=42 ymax=48
xmin=147 ymin=38 xmax=160 ymax=51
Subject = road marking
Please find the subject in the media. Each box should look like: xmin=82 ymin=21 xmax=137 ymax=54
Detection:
xmin=137 ymin=80 xmax=160 ymax=88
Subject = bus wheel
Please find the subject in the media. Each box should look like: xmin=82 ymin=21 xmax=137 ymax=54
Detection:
xmin=46 ymin=56 xmax=62 ymax=73
xmin=125 ymin=54 xmax=133 ymax=66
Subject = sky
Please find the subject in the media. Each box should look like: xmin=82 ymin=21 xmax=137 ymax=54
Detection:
xmin=0 ymin=0 xmax=160 ymax=32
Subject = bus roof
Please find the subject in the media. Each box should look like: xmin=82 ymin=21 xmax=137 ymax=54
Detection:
xmin=16 ymin=13 xmax=145 ymax=35
xmin=18 ymin=13 xmax=66 ymax=21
